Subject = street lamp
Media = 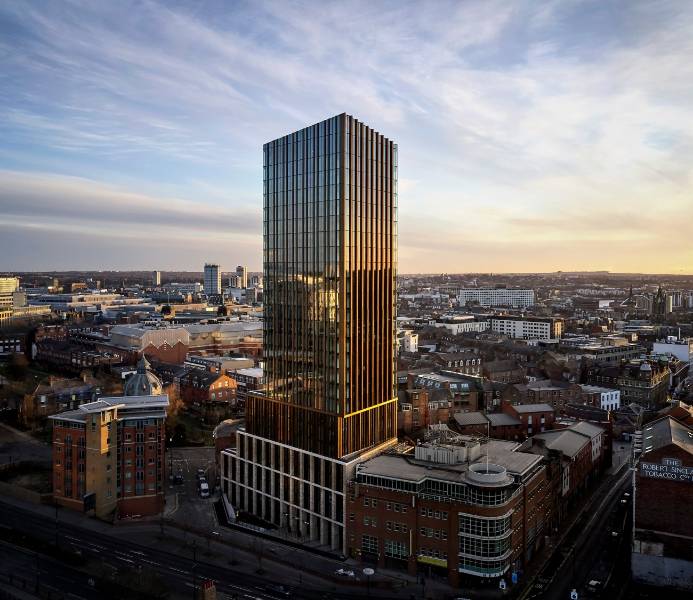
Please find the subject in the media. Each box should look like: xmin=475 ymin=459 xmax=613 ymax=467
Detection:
xmin=363 ymin=567 xmax=374 ymax=598
xmin=168 ymin=436 xmax=174 ymax=482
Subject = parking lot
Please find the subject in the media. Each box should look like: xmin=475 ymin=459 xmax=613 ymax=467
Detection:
xmin=164 ymin=446 xmax=218 ymax=533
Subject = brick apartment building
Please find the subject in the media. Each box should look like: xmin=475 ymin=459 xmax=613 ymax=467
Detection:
xmin=179 ymin=370 xmax=237 ymax=407
xmin=585 ymin=360 xmax=670 ymax=410
xmin=347 ymin=437 xmax=551 ymax=587
xmin=398 ymin=388 xmax=451 ymax=435
xmin=632 ymin=416 xmax=693 ymax=591
xmin=49 ymin=393 xmax=169 ymax=518
xmin=20 ymin=377 xmax=95 ymax=429
xmin=483 ymin=360 xmax=525 ymax=384
xmin=502 ymin=402 xmax=556 ymax=436
xmin=35 ymin=340 xmax=126 ymax=373
xmin=452 ymin=402 xmax=556 ymax=441
xmin=431 ymin=351 xmax=483 ymax=376
xmin=528 ymin=421 xmax=605 ymax=524
xmin=408 ymin=372 xmax=481 ymax=414
xmin=227 ymin=367 xmax=264 ymax=410
xmin=0 ymin=331 xmax=28 ymax=358
xmin=524 ymin=380 xmax=581 ymax=412
xmin=453 ymin=412 xmax=520 ymax=441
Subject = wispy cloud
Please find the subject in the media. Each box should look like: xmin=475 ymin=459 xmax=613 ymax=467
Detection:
xmin=0 ymin=0 xmax=692 ymax=271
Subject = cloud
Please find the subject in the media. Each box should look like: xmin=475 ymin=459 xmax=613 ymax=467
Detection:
xmin=0 ymin=0 xmax=692 ymax=272
xmin=0 ymin=170 xmax=261 ymax=234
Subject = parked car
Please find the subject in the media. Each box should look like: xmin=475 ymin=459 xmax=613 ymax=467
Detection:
xmin=199 ymin=482 xmax=210 ymax=498
xmin=196 ymin=468 xmax=206 ymax=480
xmin=334 ymin=568 xmax=355 ymax=577
xmin=173 ymin=473 xmax=184 ymax=485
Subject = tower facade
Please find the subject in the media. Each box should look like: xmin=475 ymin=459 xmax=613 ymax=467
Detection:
xmin=203 ymin=263 xmax=221 ymax=295
xmin=235 ymin=265 xmax=248 ymax=289
xmin=251 ymin=113 xmax=397 ymax=458
xmin=222 ymin=114 xmax=398 ymax=551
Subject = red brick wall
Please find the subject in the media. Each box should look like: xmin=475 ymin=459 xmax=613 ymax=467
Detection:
xmin=142 ymin=341 xmax=188 ymax=365
xmin=636 ymin=444 xmax=693 ymax=538
xmin=346 ymin=465 xmax=548 ymax=586
xmin=118 ymin=418 xmax=165 ymax=517
xmin=52 ymin=422 xmax=86 ymax=502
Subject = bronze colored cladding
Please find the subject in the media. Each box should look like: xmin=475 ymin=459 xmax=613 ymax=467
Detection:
xmin=249 ymin=114 xmax=397 ymax=458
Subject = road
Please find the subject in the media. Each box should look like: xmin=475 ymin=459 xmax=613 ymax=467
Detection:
xmin=526 ymin=465 xmax=633 ymax=600
xmin=0 ymin=538 xmax=103 ymax=599
xmin=0 ymin=500 xmax=405 ymax=600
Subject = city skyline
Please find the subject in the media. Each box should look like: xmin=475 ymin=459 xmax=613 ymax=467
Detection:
xmin=2 ymin=1 xmax=693 ymax=274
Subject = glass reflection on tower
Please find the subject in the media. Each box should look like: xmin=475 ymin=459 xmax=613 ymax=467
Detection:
xmin=248 ymin=113 xmax=397 ymax=459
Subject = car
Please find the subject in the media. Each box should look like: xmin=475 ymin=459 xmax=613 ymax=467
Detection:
xmin=334 ymin=568 xmax=355 ymax=577
xmin=199 ymin=482 xmax=210 ymax=498
xmin=173 ymin=474 xmax=184 ymax=485
xmin=196 ymin=468 xmax=206 ymax=480
xmin=586 ymin=580 xmax=603 ymax=593
xmin=197 ymin=476 xmax=207 ymax=489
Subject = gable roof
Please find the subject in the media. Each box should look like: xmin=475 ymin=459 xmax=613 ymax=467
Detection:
xmin=488 ymin=413 xmax=521 ymax=426
xmin=569 ymin=421 xmax=603 ymax=439
xmin=453 ymin=412 xmax=488 ymax=426
xmin=533 ymin=429 xmax=589 ymax=458
xmin=641 ymin=416 xmax=693 ymax=455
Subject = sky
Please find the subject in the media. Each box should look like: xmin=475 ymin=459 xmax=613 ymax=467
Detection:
xmin=1 ymin=0 xmax=692 ymax=274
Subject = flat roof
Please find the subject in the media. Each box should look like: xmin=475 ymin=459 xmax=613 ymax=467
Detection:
xmin=49 ymin=394 xmax=169 ymax=420
xmin=358 ymin=440 xmax=541 ymax=484
xmin=512 ymin=403 xmax=554 ymax=414
xmin=233 ymin=367 xmax=263 ymax=378
xmin=579 ymin=385 xmax=618 ymax=394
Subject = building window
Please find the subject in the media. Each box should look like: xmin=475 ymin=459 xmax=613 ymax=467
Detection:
xmin=384 ymin=539 xmax=408 ymax=559
xmin=363 ymin=516 xmax=377 ymax=527
xmin=362 ymin=535 xmax=378 ymax=555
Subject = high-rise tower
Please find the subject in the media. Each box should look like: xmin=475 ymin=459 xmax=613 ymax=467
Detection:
xmin=222 ymin=114 xmax=398 ymax=551
xmin=253 ymin=113 xmax=397 ymax=457
xmin=235 ymin=265 xmax=248 ymax=289
xmin=203 ymin=263 xmax=221 ymax=295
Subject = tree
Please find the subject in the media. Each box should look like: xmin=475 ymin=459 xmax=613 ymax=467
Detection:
xmin=7 ymin=353 xmax=29 ymax=380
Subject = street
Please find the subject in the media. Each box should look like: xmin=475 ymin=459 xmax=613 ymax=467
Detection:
xmin=523 ymin=464 xmax=633 ymax=600
xmin=0 ymin=499 xmax=410 ymax=600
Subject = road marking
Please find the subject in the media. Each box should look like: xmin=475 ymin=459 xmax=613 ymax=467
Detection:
xmin=141 ymin=558 xmax=160 ymax=566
